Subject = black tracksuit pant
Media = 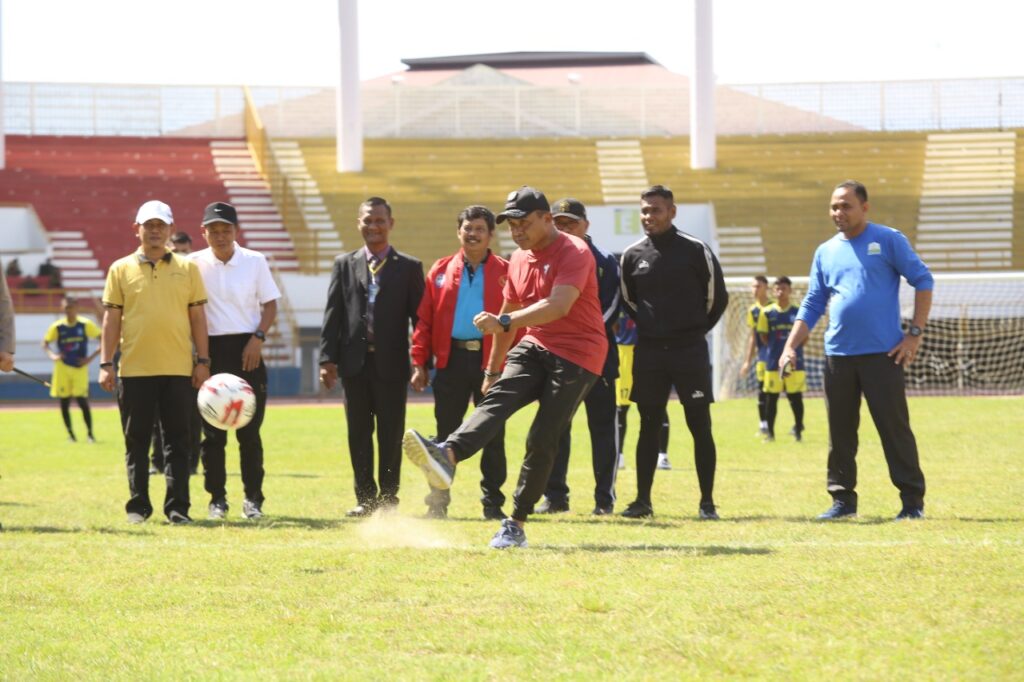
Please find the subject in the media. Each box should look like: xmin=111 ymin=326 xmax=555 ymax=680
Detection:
xmin=118 ymin=375 xmax=193 ymax=519
xmin=544 ymin=374 xmax=618 ymax=509
xmin=201 ymin=334 xmax=269 ymax=505
xmin=823 ymin=353 xmax=926 ymax=509
xmin=445 ymin=342 xmax=597 ymax=522
xmin=425 ymin=345 xmax=507 ymax=511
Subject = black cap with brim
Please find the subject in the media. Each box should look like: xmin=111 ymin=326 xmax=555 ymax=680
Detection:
xmin=496 ymin=186 xmax=549 ymax=224
xmin=551 ymin=197 xmax=587 ymax=220
xmin=202 ymin=201 xmax=239 ymax=226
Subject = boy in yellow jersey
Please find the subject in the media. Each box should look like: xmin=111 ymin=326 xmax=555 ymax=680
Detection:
xmin=756 ymin=276 xmax=805 ymax=442
xmin=42 ymin=296 xmax=101 ymax=442
xmin=739 ymin=275 xmax=772 ymax=436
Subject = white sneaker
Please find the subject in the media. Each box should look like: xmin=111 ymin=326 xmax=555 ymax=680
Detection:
xmin=656 ymin=453 xmax=672 ymax=470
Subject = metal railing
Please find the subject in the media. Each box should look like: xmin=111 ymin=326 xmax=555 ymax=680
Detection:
xmin=5 ymin=77 xmax=1023 ymax=139
xmin=242 ymin=86 xmax=323 ymax=272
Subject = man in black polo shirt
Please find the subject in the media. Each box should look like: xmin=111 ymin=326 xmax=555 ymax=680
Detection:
xmin=620 ymin=185 xmax=728 ymax=520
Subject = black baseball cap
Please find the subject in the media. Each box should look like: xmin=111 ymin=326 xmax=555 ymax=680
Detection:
xmin=551 ymin=197 xmax=587 ymax=221
xmin=496 ymin=186 xmax=550 ymax=224
xmin=202 ymin=201 xmax=238 ymax=226
xmin=170 ymin=231 xmax=192 ymax=244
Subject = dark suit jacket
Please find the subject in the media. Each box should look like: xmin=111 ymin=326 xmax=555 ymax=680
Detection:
xmin=320 ymin=247 xmax=425 ymax=382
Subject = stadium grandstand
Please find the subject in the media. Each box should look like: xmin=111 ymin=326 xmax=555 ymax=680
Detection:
xmin=2 ymin=51 xmax=1022 ymax=397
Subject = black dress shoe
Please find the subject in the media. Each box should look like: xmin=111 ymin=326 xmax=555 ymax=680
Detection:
xmin=535 ymin=497 xmax=570 ymax=514
xmin=482 ymin=506 xmax=507 ymax=520
xmin=346 ymin=504 xmax=374 ymax=517
xmin=592 ymin=505 xmax=614 ymax=516
xmin=620 ymin=500 xmax=654 ymax=518
xmin=423 ymin=506 xmax=447 ymax=519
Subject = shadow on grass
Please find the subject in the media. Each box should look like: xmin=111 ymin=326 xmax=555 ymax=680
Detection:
xmin=1 ymin=525 xmax=155 ymax=536
xmin=534 ymin=543 xmax=773 ymax=555
xmin=952 ymin=517 xmax=1024 ymax=524
xmin=268 ymin=473 xmax=324 ymax=479
xmin=196 ymin=515 xmax=355 ymax=530
xmin=440 ymin=515 xmax=680 ymax=529
xmin=0 ymin=501 xmax=33 ymax=507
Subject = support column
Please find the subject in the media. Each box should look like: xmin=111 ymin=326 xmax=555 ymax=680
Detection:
xmin=690 ymin=0 xmax=715 ymax=170
xmin=336 ymin=0 xmax=363 ymax=172
xmin=1 ymin=0 xmax=6 ymax=170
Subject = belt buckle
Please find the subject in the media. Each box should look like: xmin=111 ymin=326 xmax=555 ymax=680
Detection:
xmin=465 ymin=339 xmax=482 ymax=352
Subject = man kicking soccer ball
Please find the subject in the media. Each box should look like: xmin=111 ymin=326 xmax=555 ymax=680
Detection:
xmin=403 ymin=186 xmax=608 ymax=549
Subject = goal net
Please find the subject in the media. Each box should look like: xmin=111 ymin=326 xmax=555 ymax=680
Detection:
xmin=713 ymin=272 xmax=1024 ymax=398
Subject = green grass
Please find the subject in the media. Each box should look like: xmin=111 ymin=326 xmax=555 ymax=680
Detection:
xmin=1 ymin=396 xmax=1022 ymax=680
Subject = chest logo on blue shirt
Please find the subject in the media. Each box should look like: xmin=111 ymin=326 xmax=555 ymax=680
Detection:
xmin=435 ymin=273 xmax=445 ymax=288
xmin=867 ymin=242 xmax=882 ymax=256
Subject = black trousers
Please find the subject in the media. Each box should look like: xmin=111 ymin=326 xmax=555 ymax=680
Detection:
xmin=117 ymin=375 xmax=193 ymax=518
xmin=633 ymin=340 xmax=717 ymax=508
xmin=151 ymin=400 xmax=201 ymax=473
xmin=341 ymin=353 xmax=407 ymax=506
xmin=545 ymin=374 xmax=618 ymax=509
xmin=824 ymin=353 xmax=926 ymax=509
xmin=446 ymin=342 xmax=597 ymax=522
xmin=425 ymin=345 xmax=507 ymax=510
xmin=201 ymin=334 xmax=269 ymax=505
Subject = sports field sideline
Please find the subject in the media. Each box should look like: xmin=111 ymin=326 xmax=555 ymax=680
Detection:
xmin=1 ymin=395 xmax=1021 ymax=678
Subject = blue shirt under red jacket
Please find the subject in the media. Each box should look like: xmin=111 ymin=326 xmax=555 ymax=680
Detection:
xmin=797 ymin=222 xmax=933 ymax=356
xmin=411 ymin=249 xmax=518 ymax=370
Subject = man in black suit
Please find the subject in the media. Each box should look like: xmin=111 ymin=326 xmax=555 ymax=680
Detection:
xmin=319 ymin=197 xmax=425 ymax=516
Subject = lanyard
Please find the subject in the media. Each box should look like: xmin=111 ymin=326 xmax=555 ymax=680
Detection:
xmin=368 ymin=256 xmax=389 ymax=280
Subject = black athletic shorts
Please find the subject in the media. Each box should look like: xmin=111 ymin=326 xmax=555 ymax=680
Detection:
xmin=630 ymin=339 xmax=714 ymax=406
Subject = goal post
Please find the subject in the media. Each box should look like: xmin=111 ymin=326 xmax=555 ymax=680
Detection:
xmin=713 ymin=272 xmax=1024 ymax=398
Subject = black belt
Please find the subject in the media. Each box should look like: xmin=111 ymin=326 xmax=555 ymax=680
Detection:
xmin=452 ymin=339 xmax=483 ymax=351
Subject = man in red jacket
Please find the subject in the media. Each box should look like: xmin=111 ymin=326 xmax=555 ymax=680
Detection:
xmin=410 ymin=205 xmax=512 ymax=520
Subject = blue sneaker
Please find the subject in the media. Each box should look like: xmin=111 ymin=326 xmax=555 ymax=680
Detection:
xmin=895 ymin=507 xmax=924 ymax=520
xmin=816 ymin=500 xmax=857 ymax=520
xmin=403 ymin=430 xmax=454 ymax=489
xmin=489 ymin=518 xmax=527 ymax=549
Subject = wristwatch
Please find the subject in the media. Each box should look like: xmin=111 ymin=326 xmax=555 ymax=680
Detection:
xmin=908 ymin=325 xmax=924 ymax=337
xmin=253 ymin=330 xmax=267 ymax=342
xmin=196 ymin=357 xmax=211 ymax=366
xmin=498 ymin=314 xmax=512 ymax=333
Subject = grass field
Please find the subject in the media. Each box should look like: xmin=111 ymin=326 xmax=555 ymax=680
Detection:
xmin=1 ymin=395 xmax=1022 ymax=679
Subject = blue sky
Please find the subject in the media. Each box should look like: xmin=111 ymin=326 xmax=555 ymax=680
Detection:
xmin=2 ymin=0 xmax=1022 ymax=86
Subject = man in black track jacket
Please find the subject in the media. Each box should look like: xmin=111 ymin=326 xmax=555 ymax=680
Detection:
xmin=619 ymin=185 xmax=728 ymax=520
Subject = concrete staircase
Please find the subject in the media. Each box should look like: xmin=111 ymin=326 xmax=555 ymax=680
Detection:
xmin=597 ymin=140 xmax=649 ymax=204
xmin=208 ymin=140 xmax=299 ymax=271
xmin=269 ymin=140 xmax=342 ymax=271
xmin=50 ymin=230 xmax=105 ymax=292
xmin=715 ymin=225 xmax=767 ymax=277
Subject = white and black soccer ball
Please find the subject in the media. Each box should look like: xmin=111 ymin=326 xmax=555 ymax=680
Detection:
xmin=197 ymin=373 xmax=256 ymax=430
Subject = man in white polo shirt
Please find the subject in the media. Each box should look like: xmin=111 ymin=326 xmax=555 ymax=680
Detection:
xmin=191 ymin=202 xmax=281 ymax=520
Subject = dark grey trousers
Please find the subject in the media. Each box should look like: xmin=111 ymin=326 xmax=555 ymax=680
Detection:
xmin=446 ymin=342 xmax=597 ymax=522
xmin=824 ymin=353 xmax=926 ymax=509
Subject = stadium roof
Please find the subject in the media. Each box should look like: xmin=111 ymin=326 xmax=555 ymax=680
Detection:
xmin=401 ymin=52 xmax=661 ymax=71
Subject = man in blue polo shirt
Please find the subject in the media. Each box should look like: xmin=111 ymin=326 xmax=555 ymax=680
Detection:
xmin=779 ymin=180 xmax=933 ymax=521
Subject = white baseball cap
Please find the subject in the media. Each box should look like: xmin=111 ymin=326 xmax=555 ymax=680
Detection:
xmin=135 ymin=200 xmax=174 ymax=225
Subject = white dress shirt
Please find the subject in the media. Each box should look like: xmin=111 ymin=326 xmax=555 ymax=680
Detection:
xmin=191 ymin=244 xmax=282 ymax=336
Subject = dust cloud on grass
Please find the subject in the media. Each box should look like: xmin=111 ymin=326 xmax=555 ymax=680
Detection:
xmin=352 ymin=509 xmax=456 ymax=549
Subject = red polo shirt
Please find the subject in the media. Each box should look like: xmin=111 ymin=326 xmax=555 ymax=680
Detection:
xmin=504 ymin=232 xmax=608 ymax=376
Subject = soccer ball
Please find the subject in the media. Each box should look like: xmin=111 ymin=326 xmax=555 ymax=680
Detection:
xmin=197 ymin=373 xmax=257 ymax=430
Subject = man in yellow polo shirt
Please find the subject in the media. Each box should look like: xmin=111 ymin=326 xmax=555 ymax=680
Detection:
xmin=99 ymin=200 xmax=210 ymax=525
